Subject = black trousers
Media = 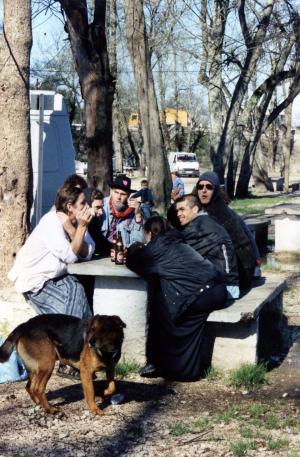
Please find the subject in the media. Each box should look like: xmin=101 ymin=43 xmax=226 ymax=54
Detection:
xmin=146 ymin=282 xmax=227 ymax=381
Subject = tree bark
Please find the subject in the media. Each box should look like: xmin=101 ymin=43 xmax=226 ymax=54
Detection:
xmin=108 ymin=0 xmax=123 ymax=173
xmin=0 ymin=0 xmax=32 ymax=286
xmin=283 ymin=103 xmax=293 ymax=193
xmin=124 ymin=0 xmax=171 ymax=211
xmin=59 ymin=0 xmax=115 ymax=193
xmin=199 ymin=0 xmax=230 ymax=181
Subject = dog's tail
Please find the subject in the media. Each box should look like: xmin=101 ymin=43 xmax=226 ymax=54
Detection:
xmin=0 ymin=325 xmax=24 ymax=363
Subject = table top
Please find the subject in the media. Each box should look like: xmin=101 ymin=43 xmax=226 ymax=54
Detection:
xmin=265 ymin=203 xmax=300 ymax=216
xmin=245 ymin=218 xmax=270 ymax=228
xmin=67 ymin=256 xmax=140 ymax=278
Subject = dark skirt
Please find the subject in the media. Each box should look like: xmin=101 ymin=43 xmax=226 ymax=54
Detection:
xmin=146 ymin=282 xmax=227 ymax=381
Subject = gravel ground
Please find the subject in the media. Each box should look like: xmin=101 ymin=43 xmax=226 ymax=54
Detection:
xmin=1 ymin=270 xmax=300 ymax=456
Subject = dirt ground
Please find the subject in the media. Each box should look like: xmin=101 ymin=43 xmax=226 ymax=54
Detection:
xmin=1 ymin=271 xmax=300 ymax=457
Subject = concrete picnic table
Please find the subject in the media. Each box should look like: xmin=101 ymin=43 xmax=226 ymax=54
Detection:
xmin=68 ymin=257 xmax=148 ymax=364
xmin=68 ymin=258 xmax=286 ymax=371
xmin=265 ymin=203 xmax=300 ymax=252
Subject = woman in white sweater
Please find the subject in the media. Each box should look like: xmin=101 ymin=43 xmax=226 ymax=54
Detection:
xmin=8 ymin=185 xmax=95 ymax=319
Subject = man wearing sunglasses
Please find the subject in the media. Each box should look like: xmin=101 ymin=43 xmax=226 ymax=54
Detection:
xmin=175 ymin=194 xmax=240 ymax=299
xmin=196 ymin=171 xmax=259 ymax=290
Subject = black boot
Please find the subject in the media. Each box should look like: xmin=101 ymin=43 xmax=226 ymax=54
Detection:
xmin=139 ymin=363 xmax=163 ymax=378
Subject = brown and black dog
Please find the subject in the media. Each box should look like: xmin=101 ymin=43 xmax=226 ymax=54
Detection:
xmin=0 ymin=314 xmax=126 ymax=415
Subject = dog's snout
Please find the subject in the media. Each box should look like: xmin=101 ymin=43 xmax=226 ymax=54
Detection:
xmin=89 ymin=338 xmax=96 ymax=348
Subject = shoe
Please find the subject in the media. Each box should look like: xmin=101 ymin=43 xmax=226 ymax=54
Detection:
xmin=56 ymin=363 xmax=81 ymax=381
xmin=139 ymin=363 xmax=163 ymax=378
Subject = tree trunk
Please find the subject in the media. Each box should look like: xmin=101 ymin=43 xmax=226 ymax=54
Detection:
xmin=108 ymin=0 xmax=123 ymax=174
xmin=199 ymin=0 xmax=229 ymax=181
xmin=0 ymin=0 xmax=32 ymax=286
xmin=156 ymin=52 xmax=171 ymax=151
xmin=283 ymin=103 xmax=293 ymax=192
xmin=124 ymin=0 xmax=171 ymax=211
xmin=59 ymin=0 xmax=115 ymax=194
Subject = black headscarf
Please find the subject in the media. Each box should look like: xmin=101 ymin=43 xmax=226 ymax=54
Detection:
xmin=197 ymin=171 xmax=255 ymax=289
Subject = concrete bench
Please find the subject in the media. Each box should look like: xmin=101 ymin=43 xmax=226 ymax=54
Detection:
xmin=205 ymin=277 xmax=286 ymax=370
xmin=68 ymin=259 xmax=286 ymax=371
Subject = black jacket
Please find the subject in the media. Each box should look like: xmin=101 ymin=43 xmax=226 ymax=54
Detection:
xmin=182 ymin=215 xmax=239 ymax=287
xmin=126 ymin=230 xmax=223 ymax=322
xmin=203 ymin=199 xmax=256 ymax=289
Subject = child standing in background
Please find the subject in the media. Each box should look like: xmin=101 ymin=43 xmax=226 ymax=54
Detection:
xmin=131 ymin=179 xmax=154 ymax=219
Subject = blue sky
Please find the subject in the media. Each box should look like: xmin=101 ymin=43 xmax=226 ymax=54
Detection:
xmin=31 ymin=5 xmax=66 ymax=64
xmin=0 ymin=1 xmax=299 ymax=126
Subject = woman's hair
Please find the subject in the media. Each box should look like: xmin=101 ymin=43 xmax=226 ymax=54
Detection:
xmin=63 ymin=174 xmax=87 ymax=190
xmin=144 ymin=215 xmax=169 ymax=240
xmin=55 ymin=186 xmax=84 ymax=213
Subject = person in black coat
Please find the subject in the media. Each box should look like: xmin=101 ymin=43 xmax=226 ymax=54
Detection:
xmin=174 ymin=194 xmax=240 ymax=299
xmin=195 ymin=171 xmax=259 ymax=289
xmin=126 ymin=216 xmax=227 ymax=381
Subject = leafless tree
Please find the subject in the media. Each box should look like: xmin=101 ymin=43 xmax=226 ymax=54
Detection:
xmin=56 ymin=0 xmax=115 ymax=193
xmin=0 ymin=0 xmax=32 ymax=285
xmin=124 ymin=0 xmax=171 ymax=210
xmin=198 ymin=0 xmax=300 ymax=196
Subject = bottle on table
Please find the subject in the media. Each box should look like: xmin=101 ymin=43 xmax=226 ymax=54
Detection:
xmin=110 ymin=233 xmax=117 ymax=262
xmin=115 ymin=231 xmax=125 ymax=265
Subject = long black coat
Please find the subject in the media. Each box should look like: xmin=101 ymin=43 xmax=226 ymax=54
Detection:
xmin=126 ymin=229 xmax=222 ymax=322
xmin=126 ymin=229 xmax=226 ymax=381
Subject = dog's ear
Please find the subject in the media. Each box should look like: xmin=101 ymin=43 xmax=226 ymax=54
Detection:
xmin=87 ymin=315 xmax=102 ymax=333
xmin=112 ymin=315 xmax=126 ymax=329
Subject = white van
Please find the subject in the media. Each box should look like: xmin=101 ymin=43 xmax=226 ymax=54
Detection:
xmin=168 ymin=151 xmax=200 ymax=177
xmin=30 ymin=90 xmax=76 ymax=227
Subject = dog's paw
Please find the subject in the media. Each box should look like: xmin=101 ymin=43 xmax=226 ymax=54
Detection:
xmin=104 ymin=381 xmax=116 ymax=397
xmin=89 ymin=406 xmax=103 ymax=415
xmin=47 ymin=406 xmax=61 ymax=414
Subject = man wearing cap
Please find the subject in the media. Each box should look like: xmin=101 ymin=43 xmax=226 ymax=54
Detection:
xmin=101 ymin=175 xmax=144 ymax=247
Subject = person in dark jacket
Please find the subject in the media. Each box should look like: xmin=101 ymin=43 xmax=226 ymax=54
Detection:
xmin=195 ymin=171 xmax=259 ymax=289
xmin=175 ymin=194 xmax=240 ymax=299
xmin=126 ymin=216 xmax=227 ymax=381
xmin=131 ymin=179 xmax=154 ymax=219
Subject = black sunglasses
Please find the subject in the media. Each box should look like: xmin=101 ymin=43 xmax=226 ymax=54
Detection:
xmin=197 ymin=183 xmax=214 ymax=191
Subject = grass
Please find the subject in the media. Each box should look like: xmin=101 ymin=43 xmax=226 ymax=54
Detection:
xmin=204 ymin=366 xmax=220 ymax=381
xmin=166 ymin=401 xmax=300 ymax=456
xmin=115 ymin=360 xmax=141 ymax=377
xmin=264 ymin=414 xmax=281 ymax=429
xmin=247 ymin=403 xmax=268 ymax=419
xmin=230 ymin=439 xmax=257 ymax=456
xmin=169 ymin=421 xmax=191 ymax=436
xmin=267 ymin=438 xmax=289 ymax=451
xmin=214 ymin=406 xmax=238 ymax=424
xmin=230 ymin=195 xmax=289 ymax=215
xmin=228 ymin=363 xmax=268 ymax=390
xmin=193 ymin=417 xmax=210 ymax=431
